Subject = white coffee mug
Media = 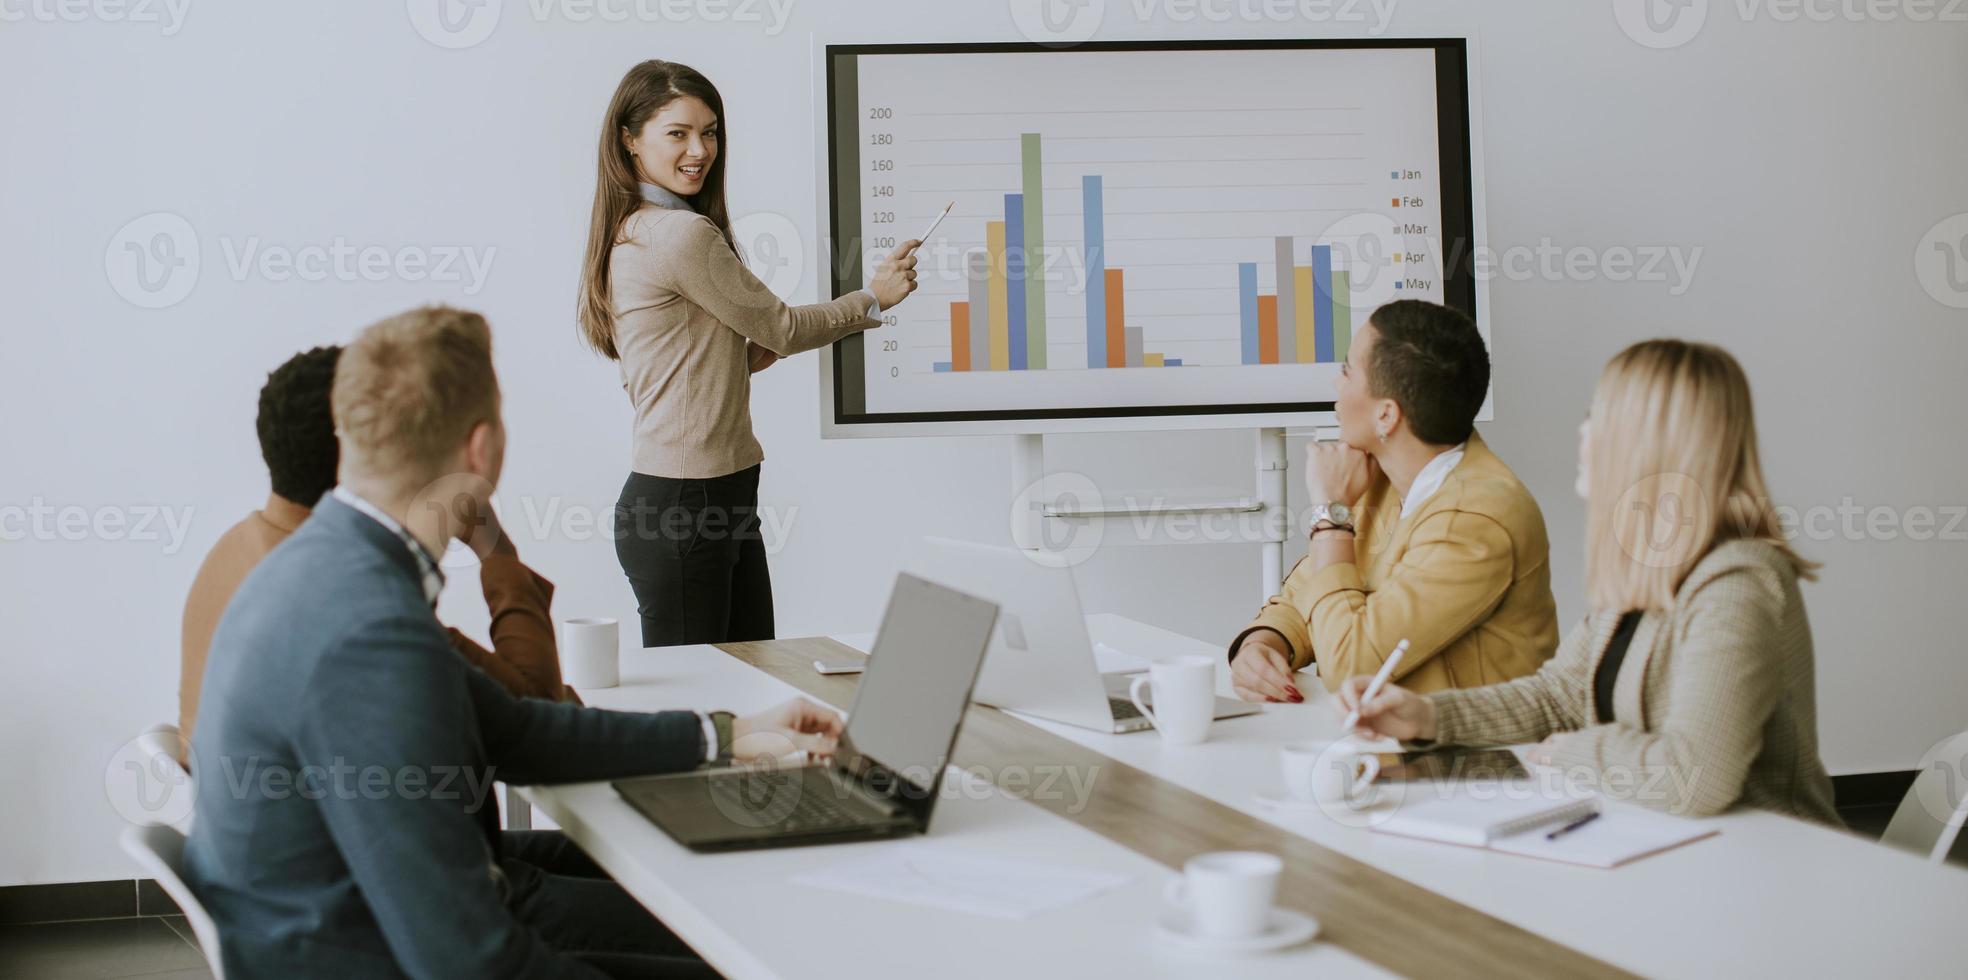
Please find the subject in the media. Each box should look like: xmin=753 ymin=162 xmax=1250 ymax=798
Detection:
xmin=1281 ymin=740 xmax=1380 ymax=809
xmin=1129 ymin=655 xmax=1217 ymax=745
xmin=561 ymin=617 xmax=620 ymax=689
xmin=1163 ymin=851 xmax=1282 ymax=939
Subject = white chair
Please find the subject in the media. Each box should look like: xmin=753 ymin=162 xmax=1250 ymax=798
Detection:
xmin=120 ymin=823 xmax=226 ymax=980
xmin=1880 ymin=730 xmax=1968 ymax=867
xmin=129 ymin=723 xmax=195 ymax=833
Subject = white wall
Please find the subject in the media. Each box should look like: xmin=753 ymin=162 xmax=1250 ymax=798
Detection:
xmin=3 ymin=1 xmax=1964 ymax=886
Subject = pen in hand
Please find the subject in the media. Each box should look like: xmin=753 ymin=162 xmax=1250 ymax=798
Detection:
xmin=1341 ymin=638 xmax=1409 ymax=734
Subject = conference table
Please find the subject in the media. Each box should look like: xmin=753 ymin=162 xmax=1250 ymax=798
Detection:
xmin=523 ymin=615 xmax=1968 ymax=979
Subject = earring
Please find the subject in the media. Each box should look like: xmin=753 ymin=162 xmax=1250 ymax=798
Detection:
xmin=1376 ymin=429 xmax=1389 ymax=444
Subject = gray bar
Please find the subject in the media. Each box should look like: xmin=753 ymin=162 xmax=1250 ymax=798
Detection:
xmin=967 ymin=250 xmax=990 ymax=372
xmin=1124 ymin=327 xmax=1144 ymax=369
xmin=1274 ymin=235 xmax=1296 ymax=364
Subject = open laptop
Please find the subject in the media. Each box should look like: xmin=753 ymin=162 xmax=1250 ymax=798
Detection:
xmin=612 ymin=572 xmax=998 ymax=852
xmin=903 ymin=538 xmax=1261 ymax=734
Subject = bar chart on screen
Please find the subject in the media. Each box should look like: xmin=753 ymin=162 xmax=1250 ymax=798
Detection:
xmin=826 ymin=43 xmax=1476 ymax=428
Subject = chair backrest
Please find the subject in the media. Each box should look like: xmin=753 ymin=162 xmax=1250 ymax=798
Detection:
xmin=1880 ymin=730 xmax=1968 ymax=867
xmin=120 ymin=823 xmax=226 ymax=980
xmin=134 ymin=724 xmax=188 ymax=779
xmin=128 ymin=723 xmax=194 ymax=833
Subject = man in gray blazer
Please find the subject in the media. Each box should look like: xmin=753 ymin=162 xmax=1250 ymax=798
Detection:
xmin=184 ymin=306 xmax=839 ymax=978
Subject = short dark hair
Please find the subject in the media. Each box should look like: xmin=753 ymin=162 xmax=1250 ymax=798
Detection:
xmin=257 ymin=346 xmax=342 ymax=505
xmin=1364 ymin=300 xmax=1490 ymax=446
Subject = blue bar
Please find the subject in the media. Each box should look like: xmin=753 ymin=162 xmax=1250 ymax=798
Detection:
xmin=1311 ymin=244 xmax=1334 ymax=363
xmin=1005 ymin=193 xmax=1027 ymax=371
xmin=1238 ymin=262 xmax=1259 ymax=365
xmin=1082 ymin=176 xmax=1106 ymax=369
xmin=1165 ymin=358 xmax=1183 ymax=366
xmin=932 ymin=362 xmax=952 ymax=372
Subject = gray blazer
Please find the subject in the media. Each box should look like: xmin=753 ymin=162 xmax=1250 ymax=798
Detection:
xmin=184 ymin=495 xmax=706 ymax=978
xmin=1426 ymin=539 xmax=1840 ymax=825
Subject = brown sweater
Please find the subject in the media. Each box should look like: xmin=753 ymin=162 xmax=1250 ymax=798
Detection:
xmin=178 ymin=494 xmax=576 ymax=761
xmin=610 ymin=204 xmax=879 ymax=479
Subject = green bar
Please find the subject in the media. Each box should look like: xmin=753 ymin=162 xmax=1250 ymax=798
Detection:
xmin=1021 ymin=133 xmax=1046 ymax=370
xmin=1332 ymin=270 xmax=1352 ymax=362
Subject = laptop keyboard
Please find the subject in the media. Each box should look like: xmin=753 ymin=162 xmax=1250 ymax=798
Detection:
xmin=705 ymin=769 xmax=878 ymax=830
xmin=1108 ymin=696 xmax=1144 ymax=721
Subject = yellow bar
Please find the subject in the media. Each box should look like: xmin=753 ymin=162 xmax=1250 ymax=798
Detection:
xmin=987 ymin=220 xmax=1009 ymax=371
xmin=1292 ymin=266 xmax=1316 ymax=363
xmin=1144 ymin=353 xmax=1165 ymax=367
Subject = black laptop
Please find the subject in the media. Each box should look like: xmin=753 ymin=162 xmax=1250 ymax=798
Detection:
xmin=613 ymin=572 xmax=1000 ymax=852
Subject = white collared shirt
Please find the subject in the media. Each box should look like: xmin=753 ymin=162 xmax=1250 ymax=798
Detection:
xmin=331 ymin=487 xmax=445 ymax=606
xmin=1400 ymin=443 xmax=1467 ymax=518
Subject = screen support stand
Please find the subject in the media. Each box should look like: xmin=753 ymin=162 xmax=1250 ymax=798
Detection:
xmin=1010 ymin=429 xmax=1294 ymax=604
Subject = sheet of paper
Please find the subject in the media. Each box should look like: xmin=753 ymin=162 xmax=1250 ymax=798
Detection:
xmin=791 ymin=842 xmax=1130 ymax=919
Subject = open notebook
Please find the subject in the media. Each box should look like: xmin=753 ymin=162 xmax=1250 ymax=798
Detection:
xmin=1372 ymin=790 xmax=1719 ymax=868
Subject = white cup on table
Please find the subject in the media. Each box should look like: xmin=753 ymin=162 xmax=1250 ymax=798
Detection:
xmin=1281 ymin=740 xmax=1380 ymax=810
xmin=1128 ymin=655 xmax=1217 ymax=745
xmin=561 ymin=617 xmax=619 ymax=689
xmin=1164 ymin=851 xmax=1282 ymax=939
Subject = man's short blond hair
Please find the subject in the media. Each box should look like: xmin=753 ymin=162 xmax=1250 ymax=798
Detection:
xmin=332 ymin=306 xmax=500 ymax=485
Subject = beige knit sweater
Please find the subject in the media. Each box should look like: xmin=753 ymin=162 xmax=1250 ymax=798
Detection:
xmin=1424 ymin=539 xmax=1840 ymax=825
xmin=610 ymin=204 xmax=878 ymax=479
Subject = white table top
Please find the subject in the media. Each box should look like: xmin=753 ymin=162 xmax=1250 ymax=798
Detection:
xmin=821 ymin=614 xmax=1968 ymax=978
xmin=525 ymin=639 xmax=1385 ymax=980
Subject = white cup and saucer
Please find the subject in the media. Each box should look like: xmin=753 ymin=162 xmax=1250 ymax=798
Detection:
xmin=1255 ymin=740 xmax=1381 ymax=812
xmin=1156 ymin=851 xmax=1319 ymax=953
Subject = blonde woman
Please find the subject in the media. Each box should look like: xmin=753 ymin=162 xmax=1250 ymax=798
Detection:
xmin=1339 ymin=340 xmax=1840 ymax=824
xmin=578 ymin=60 xmax=918 ymax=646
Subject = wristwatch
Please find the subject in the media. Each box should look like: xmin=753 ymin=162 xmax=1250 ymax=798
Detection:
xmin=709 ymin=710 xmax=737 ymax=764
xmin=1308 ymin=502 xmax=1356 ymax=537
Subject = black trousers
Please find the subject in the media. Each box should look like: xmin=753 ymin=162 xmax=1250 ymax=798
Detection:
xmin=501 ymin=831 xmax=720 ymax=979
xmin=614 ymin=466 xmax=775 ymax=648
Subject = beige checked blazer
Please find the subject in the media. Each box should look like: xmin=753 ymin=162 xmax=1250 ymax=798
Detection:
xmin=1423 ymin=539 xmax=1841 ymax=825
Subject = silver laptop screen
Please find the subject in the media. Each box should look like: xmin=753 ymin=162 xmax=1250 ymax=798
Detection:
xmin=842 ymin=573 xmax=998 ymax=796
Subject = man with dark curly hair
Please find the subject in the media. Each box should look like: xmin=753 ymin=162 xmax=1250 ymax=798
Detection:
xmin=178 ymin=345 xmax=580 ymax=767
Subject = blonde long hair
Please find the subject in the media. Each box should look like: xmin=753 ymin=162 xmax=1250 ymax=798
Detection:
xmin=1584 ymin=340 xmax=1817 ymax=611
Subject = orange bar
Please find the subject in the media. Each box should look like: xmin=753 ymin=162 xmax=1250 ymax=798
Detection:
xmin=951 ymin=302 xmax=971 ymax=372
xmin=1105 ymin=268 xmax=1126 ymax=368
xmin=1258 ymin=294 xmax=1279 ymax=365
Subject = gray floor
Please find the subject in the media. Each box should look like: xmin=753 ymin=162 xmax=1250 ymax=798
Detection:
xmin=0 ymin=916 xmax=210 ymax=980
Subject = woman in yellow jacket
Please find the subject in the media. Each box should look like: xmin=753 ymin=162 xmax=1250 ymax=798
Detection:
xmin=578 ymin=60 xmax=918 ymax=645
xmin=1340 ymin=340 xmax=1839 ymax=824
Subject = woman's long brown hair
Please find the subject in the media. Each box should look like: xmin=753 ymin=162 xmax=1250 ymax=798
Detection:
xmin=578 ymin=60 xmax=736 ymax=359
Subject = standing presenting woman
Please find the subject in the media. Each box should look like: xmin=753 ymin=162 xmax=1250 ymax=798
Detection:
xmin=580 ymin=60 xmax=918 ymax=646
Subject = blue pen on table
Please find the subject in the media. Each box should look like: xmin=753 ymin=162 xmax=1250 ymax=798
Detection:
xmin=1545 ymin=810 xmax=1602 ymax=841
